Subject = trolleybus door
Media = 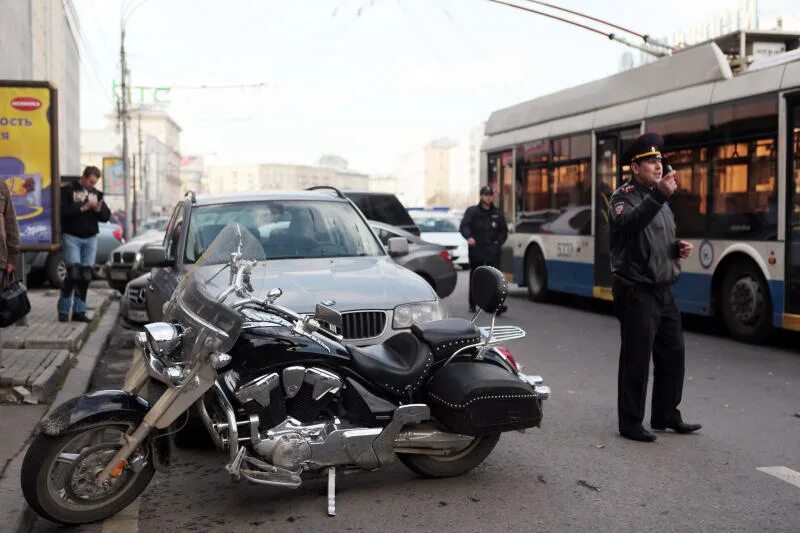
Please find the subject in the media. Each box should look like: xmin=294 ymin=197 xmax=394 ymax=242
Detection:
xmin=593 ymin=128 xmax=640 ymax=295
xmin=786 ymin=95 xmax=800 ymax=315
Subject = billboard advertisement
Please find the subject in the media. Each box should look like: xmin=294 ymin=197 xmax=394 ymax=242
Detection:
xmin=0 ymin=81 xmax=59 ymax=250
xmin=102 ymin=156 xmax=124 ymax=195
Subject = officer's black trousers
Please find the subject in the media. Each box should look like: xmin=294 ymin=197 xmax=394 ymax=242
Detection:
xmin=613 ymin=280 xmax=685 ymax=432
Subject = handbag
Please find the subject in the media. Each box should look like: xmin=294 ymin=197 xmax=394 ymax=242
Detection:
xmin=0 ymin=271 xmax=31 ymax=327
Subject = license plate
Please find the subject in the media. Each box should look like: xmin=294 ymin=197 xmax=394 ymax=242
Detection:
xmin=110 ymin=269 xmax=128 ymax=281
xmin=128 ymin=309 xmax=149 ymax=322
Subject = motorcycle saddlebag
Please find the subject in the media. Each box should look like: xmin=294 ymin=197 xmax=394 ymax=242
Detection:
xmin=425 ymin=362 xmax=542 ymax=436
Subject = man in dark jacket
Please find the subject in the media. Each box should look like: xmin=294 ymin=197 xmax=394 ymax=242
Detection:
xmin=609 ymin=133 xmax=701 ymax=443
xmin=58 ymin=166 xmax=111 ymax=322
xmin=460 ymin=185 xmax=508 ymax=313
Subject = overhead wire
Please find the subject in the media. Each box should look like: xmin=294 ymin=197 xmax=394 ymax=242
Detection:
xmin=520 ymin=0 xmax=673 ymax=49
xmin=483 ymin=0 xmax=671 ymax=56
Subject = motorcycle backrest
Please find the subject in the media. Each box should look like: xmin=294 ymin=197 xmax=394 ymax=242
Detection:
xmin=470 ymin=266 xmax=508 ymax=314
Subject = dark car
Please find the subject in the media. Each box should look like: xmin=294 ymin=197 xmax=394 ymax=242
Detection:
xmin=105 ymin=230 xmax=163 ymax=293
xmin=122 ymin=190 xmax=445 ymax=346
xmin=369 ymin=220 xmax=457 ymax=298
xmin=343 ymin=191 xmax=420 ymax=236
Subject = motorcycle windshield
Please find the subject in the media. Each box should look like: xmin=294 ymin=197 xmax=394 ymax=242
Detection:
xmin=163 ymin=224 xmax=267 ymax=363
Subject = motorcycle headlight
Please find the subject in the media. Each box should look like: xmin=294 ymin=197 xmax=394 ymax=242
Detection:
xmin=393 ymin=300 xmax=444 ymax=329
xmin=141 ymin=322 xmax=183 ymax=360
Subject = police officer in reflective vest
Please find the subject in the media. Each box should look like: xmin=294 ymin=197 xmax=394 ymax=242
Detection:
xmin=609 ymin=133 xmax=701 ymax=442
xmin=460 ymin=185 xmax=508 ymax=314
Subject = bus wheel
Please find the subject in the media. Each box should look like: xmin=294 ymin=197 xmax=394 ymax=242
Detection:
xmin=526 ymin=246 xmax=549 ymax=302
xmin=720 ymin=261 xmax=773 ymax=343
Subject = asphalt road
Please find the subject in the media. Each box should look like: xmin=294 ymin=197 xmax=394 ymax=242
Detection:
xmin=32 ymin=270 xmax=800 ymax=532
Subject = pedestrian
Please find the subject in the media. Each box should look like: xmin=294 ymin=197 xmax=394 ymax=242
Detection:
xmin=58 ymin=166 xmax=111 ymax=322
xmin=609 ymin=132 xmax=701 ymax=442
xmin=1 ymin=178 xmax=21 ymax=353
xmin=459 ymin=185 xmax=508 ymax=314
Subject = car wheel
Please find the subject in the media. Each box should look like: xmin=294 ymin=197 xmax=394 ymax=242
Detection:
xmin=525 ymin=245 xmax=548 ymax=302
xmin=720 ymin=260 xmax=773 ymax=343
xmin=45 ymin=252 xmax=66 ymax=289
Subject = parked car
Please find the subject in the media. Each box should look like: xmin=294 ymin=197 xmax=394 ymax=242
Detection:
xmin=122 ymin=190 xmax=445 ymax=346
xmin=105 ymin=230 xmax=164 ymax=293
xmin=342 ymin=191 xmax=420 ymax=236
xmin=539 ymin=205 xmax=591 ymax=235
xmin=24 ymin=220 xmax=124 ymax=288
xmin=135 ymin=216 xmax=169 ymax=235
xmin=409 ymin=211 xmax=469 ymax=268
xmin=369 ymin=220 xmax=457 ymax=298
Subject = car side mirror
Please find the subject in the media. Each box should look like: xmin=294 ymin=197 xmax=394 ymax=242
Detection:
xmin=387 ymin=237 xmax=409 ymax=257
xmin=315 ymin=303 xmax=342 ymax=329
xmin=142 ymin=245 xmax=174 ymax=268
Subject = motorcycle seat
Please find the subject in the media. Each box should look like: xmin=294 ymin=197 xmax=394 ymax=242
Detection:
xmin=411 ymin=319 xmax=482 ymax=361
xmin=346 ymin=332 xmax=432 ymax=397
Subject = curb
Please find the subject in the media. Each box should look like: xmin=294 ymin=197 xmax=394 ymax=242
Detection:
xmin=0 ymin=301 xmax=120 ymax=533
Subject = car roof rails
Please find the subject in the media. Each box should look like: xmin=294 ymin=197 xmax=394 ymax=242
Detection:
xmin=306 ymin=185 xmax=346 ymax=199
xmin=185 ymin=190 xmax=196 ymax=203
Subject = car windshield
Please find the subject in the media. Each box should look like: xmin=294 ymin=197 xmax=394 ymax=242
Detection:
xmin=183 ymin=200 xmax=384 ymax=262
xmin=413 ymin=216 xmax=459 ymax=233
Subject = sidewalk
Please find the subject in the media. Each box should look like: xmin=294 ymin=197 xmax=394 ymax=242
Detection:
xmin=0 ymin=285 xmax=121 ymax=532
xmin=0 ymin=287 xmax=116 ymax=404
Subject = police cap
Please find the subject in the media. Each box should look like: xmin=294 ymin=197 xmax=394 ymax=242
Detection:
xmin=625 ymin=132 xmax=664 ymax=164
xmin=480 ymin=185 xmax=494 ymax=195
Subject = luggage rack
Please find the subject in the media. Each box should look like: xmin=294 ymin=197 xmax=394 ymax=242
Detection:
xmin=479 ymin=325 xmax=526 ymax=344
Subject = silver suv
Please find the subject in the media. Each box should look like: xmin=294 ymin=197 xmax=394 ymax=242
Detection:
xmin=125 ymin=189 xmax=445 ymax=345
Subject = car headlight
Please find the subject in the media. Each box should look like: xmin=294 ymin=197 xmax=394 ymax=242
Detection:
xmin=393 ymin=300 xmax=444 ymax=329
xmin=133 ymin=251 xmax=143 ymax=269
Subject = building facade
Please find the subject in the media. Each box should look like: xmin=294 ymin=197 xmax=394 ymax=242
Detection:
xmin=0 ymin=0 xmax=81 ymax=175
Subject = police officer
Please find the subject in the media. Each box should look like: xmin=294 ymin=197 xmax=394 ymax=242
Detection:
xmin=609 ymin=133 xmax=701 ymax=442
xmin=460 ymin=185 xmax=508 ymax=313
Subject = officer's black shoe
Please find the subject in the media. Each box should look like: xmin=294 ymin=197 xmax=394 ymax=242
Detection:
xmin=71 ymin=313 xmax=92 ymax=323
xmin=651 ymin=420 xmax=702 ymax=434
xmin=620 ymin=426 xmax=657 ymax=442
xmin=58 ymin=313 xmax=69 ymax=323
xmin=469 ymin=305 xmax=476 ymax=313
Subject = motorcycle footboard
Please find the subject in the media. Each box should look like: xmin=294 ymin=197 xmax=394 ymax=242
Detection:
xmin=425 ymin=362 xmax=543 ymax=436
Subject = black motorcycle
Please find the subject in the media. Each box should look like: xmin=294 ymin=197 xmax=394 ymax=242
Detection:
xmin=21 ymin=224 xmax=550 ymax=524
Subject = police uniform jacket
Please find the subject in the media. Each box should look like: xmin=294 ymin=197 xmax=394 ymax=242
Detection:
xmin=609 ymin=179 xmax=680 ymax=286
xmin=459 ymin=202 xmax=508 ymax=264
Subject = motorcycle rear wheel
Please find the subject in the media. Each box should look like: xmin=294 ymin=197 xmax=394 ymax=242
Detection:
xmin=397 ymin=433 xmax=500 ymax=478
xmin=21 ymin=420 xmax=155 ymax=525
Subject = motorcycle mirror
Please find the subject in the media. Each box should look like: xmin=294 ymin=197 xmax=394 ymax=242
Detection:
xmin=267 ymin=288 xmax=283 ymax=302
xmin=315 ymin=303 xmax=343 ymax=329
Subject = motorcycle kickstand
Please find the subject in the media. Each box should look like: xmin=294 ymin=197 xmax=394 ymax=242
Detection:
xmin=327 ymin=466 xmax=336 ymax=517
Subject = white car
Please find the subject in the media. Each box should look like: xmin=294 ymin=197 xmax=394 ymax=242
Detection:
xmin=410 ymin=213 xmax=469 ymax=268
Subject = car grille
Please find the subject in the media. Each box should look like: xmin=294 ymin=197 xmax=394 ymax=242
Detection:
xmin=112 ymin=251 xmax=136 ymax=264
xmin=128 ymin=286 xmax=146 ymax=306
xmin=321 ymin=311 xmax=388 ymax=340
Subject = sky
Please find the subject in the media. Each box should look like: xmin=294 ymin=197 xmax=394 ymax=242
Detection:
xmin=73 ymin=0 xmax=800 ymax=174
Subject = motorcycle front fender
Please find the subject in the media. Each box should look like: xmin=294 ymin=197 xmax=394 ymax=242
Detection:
xmin=37 ymin=390 xmax=172 ymax=471
xmin=39 ymin=390 xmax=151 ymax=437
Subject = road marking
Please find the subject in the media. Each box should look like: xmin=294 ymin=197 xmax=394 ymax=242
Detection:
xmin=101 ymin=496 xmax=140 ymax=533
xmin=757 ymin=466 xmax=800 ymax=489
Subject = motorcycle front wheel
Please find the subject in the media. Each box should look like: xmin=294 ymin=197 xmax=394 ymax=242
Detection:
xmin=21 ymin=420 xmax=155 ymax=525
xmin=397 ymin=433 xmax=500 ymax=478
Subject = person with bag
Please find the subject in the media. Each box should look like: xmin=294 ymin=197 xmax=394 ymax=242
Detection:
xmin=58 ymin=166 xmax=111 ymax=322
xmin=1 ymin=178 xmax=27 ymax=336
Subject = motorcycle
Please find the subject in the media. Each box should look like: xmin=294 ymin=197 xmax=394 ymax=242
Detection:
xmin=21 ymin=224 xmax=550 ymax=524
